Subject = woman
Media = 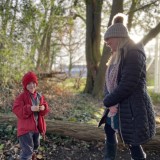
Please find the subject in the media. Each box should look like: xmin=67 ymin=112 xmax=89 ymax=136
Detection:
xmin=99 ymin=13 xmax=156 ymax=160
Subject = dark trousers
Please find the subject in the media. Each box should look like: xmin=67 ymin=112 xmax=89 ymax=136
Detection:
xmin=104 ymin=123 xmax=117 ymax=144
xmin=18 ymin=132 xmax=40 ymax=160
xmin=104 ymin=123 xmax=117 ymax=160
xmin=104 ymin=123 xmax=146 ymax=159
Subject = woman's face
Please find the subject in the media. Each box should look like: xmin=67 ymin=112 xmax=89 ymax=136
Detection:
xmin=105 ymin=38 xmax=119 ymax=52
xmin=26 ymin=82 xmax=37 ymax=93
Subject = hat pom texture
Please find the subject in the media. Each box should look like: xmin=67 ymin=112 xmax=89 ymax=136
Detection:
xmin=114 ymin=16 xmax=123 ymax=23
xmin=22 ymin=71 xmax=38 ymax=89
xmin=104 ymin=13 xmax=129 ymax=40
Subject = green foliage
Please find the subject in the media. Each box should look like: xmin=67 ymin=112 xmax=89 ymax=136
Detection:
xmin=60 ymin=91 xmax=103 ymax=124
xmin=55 ymin=78 xmax=103 ymax=124
xmin=0 ymin=123 xmax=16 ymax=138
xmin=148 ymin=90 xmax=160 ymax=105
xmin=0 ymin=144 xmax=4 ymax=151
xmin=0 ymin=34 xmax=34 ymax=86
xmin=146 ymin=73 xmax=154 ymax=86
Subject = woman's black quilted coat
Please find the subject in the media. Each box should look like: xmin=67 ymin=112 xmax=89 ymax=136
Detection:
xmin=100 ymin=40 xmax=156 ymax=145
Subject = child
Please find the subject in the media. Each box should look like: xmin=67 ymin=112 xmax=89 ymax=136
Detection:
xmin=12 ymin=71 xmax=50 ymax=160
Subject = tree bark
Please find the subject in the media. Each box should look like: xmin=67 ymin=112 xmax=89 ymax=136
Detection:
xmin=92 ymin=47 xmax=110 ymax=97
xmin=127 ymin=0 xmax=137 ymax=31
xmin=1 ymin=115 xmax=160 ymax=149
xmin=108 ymin=0 xmax=123 ymax=27
xmin=84 ymin=0 xmax=103 ymax=94
xmin=92 ymin=0 xmax=123 ymax=98
xmin=89 ymin=0 xmax=160 ymax=98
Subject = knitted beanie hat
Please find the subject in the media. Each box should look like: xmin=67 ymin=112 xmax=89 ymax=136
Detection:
xmin=104 ymin=13 xmax=129 ymax=40
xmin=22 ymin=71 xmax=38 ymax=89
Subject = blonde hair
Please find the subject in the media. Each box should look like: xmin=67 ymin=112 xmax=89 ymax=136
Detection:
xmin=107 ymin=37 xmax=129 ymax=66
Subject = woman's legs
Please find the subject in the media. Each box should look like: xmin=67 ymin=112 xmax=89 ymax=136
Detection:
xmin=104 ymin=123 xmax=117 ymax=144
xmin=104 ymin=123 xmax=118 ymax=160
xmin=129 ymin=145 xmax=146 ymax=160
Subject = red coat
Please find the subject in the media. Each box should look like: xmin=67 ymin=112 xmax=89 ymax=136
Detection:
xmin=12 ymin=90 xmax=49 ymax=137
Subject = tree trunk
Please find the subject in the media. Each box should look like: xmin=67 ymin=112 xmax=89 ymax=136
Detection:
xmin=36 ymin=32 xmax=47 ymax=70
xmin=84 ymin=0 xmax=103 ymax=94
xmin=43 ymin=4 xmax=55 ymax=72
xmin=10 ymin=0 xmax=18 ymax=37
xmin=92 ymin=0 xmax=123 ymax=97
xmin=44 ymin=30 xmax=52 ymax=72
xmin=1 ymin=0 xmax=11 ymax=35
xmin=127 ymin=0 xmax=137 ymax=31
xmin=90 ymin=0 xmax=160 ymax=98
xmin=108 ymin=0 xmax=123 ymax=27
xmin=1 ymin=115 xmax=160 ymax=149
xmin=92 ymin=47 xmax=110 ymax=97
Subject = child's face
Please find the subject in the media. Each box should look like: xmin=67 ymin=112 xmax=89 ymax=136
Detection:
xmin=26 ymin=82 xmax=37 ymax=93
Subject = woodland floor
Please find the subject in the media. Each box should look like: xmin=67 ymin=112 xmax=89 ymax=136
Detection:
xmin=0 ymin=78 xmax=160 ymax=160
xmin=0 ymin=130 xmax=160 ymax=160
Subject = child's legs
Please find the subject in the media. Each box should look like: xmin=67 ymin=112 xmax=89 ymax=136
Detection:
xmin=18 ymin=133 xmax=34 ymax=160
xmin=33 ymin=132 xmax=40 ymax=152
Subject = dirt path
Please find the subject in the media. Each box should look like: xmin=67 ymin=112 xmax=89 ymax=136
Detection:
xmin=50 ymin=147 xmax=159 ymax=160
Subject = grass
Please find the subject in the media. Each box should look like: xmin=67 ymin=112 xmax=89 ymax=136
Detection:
xmin=148 ymin=89 xmax=160 ymax=105
xmin=63 ymin=93 xmax=104 ymax=124
xmin=57 ymin=77 xmax=86 ymax=93
xmin=46 ymin=78 xmax=104 ymax=125
xmin=57 ymin=78 xmax=160 ymax=125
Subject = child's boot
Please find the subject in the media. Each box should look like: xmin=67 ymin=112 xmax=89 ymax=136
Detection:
xmin=32 ymin=152 xmax=37 ymax=160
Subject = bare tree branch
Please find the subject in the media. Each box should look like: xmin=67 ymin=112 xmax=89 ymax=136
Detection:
xmin=73 ymin=13 xmax=86 ymax=23
xmin=140 ymin=22 xmax=160 ymax=45
xmin=127 ymin=0 xmax=159 ymax=14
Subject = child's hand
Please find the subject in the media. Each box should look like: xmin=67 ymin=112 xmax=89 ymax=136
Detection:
xmin=39 ymin=105 xmax=45 ymax=111
xmin=31 ymin=105 xmax=40 ymax=112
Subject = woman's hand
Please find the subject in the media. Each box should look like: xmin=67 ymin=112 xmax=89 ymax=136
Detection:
xmin=109 ymin=106 xmax=118 ymax=114
xmin=108 ymin=106 xmax=118 ymax=117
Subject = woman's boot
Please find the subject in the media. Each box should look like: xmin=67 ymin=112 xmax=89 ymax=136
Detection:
xmin=104 ymin=140 xmax=117 ymax=160
xmin=129 ymin=145 xmax=146 ymax=160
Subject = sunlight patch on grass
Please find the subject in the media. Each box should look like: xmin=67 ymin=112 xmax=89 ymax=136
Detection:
xmin=57 ymin=78 xmax=86 ymax=93
xmin=87 ymin=119 xmax=99 ymax=125
xmin=94 ymin=108 xmax=104 ymax=119
xmin=156 ymin=117 xmax=160 ymax=124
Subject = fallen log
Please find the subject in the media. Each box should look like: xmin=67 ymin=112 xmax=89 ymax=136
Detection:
xmin=37 ymin=72 xmax=67 ymax=81
xmin=1 ymin=115 xmax=160 ymax=150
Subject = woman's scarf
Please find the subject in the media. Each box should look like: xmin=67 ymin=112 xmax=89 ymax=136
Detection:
xmin=105 ymin=56 xmax=120 ymax=131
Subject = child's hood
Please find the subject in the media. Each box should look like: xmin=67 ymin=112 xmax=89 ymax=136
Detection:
xmin=22 ymin=71 xmax=38 ymax=90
